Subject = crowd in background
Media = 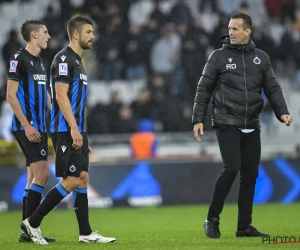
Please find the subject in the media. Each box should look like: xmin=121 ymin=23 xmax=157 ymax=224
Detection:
xmin=0 ymin=0 xmax=300 ymax=136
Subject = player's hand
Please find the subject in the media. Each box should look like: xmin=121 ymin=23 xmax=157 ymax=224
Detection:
xmin=71 ymin=127 xmax=83 ymax=150
xmin=193 ymin=123 xmax=204 ymax=142
xmin=281 ymin=114 xmax=293 ymax=126
xmin=88 ymin=146 xmax=92 ymax=155
xmin=24 ymin=124 xmax=41 ymax=143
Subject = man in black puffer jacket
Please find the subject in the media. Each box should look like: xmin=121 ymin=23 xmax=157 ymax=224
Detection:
xmin=192 ymin=13 xmax=293 ymax=239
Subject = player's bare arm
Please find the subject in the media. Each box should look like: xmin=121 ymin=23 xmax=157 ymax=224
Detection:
xmin=6 ymin=79 xmax=41 ymax=143
xmin=55 ymin=82 xmax=83 ymax=149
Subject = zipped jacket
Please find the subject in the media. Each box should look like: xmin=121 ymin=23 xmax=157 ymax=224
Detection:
xmin=192 ymin=35 xmax=289 ymax=128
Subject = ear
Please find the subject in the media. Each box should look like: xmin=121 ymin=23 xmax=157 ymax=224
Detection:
xmin=246 ymin=28 xmax=251 ymax=37
xmin=73 ymin=30 xmax=79 ymax=40
xmin=32 ymin=31 xmax=38 ymax=40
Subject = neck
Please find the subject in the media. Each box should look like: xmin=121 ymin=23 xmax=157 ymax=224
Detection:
xmin=25 ymin=43 xmax=40 ymax=57
xmin=241 ymin=38 xmax=250 ymax=45
xmin=69 ymin=41 xmax=84 ymax=57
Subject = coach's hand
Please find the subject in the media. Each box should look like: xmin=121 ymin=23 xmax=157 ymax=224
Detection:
xmin=71 ymin=127 xmax=83 ymax=150
xmin=281 ymin=114 xmax=293 ymax=126
xmin=88 ymin=146 xmax=92 ymax=155
xmin=24 ymin=124 xmax=41 ymax=143
xmin=193 ymin=123 xmax=204 ymax=142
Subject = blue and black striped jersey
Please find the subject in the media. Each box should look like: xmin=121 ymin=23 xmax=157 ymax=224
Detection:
xmin=50 ymin=47 xmax=88 ymax=133
xmin=7 ymin=48 xmax=48 ymax=132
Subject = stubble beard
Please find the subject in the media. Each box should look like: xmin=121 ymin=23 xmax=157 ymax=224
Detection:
xmin=79 ymin=39 xmax=92 ymax=50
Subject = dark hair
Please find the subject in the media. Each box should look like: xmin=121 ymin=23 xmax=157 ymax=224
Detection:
xmin=20 ymin=20 xmax=47 ymax=42
xmin=230 ymin=13 xmax=252 ymax=30
xmin=67 ymin=16 xmax=93 ymax=40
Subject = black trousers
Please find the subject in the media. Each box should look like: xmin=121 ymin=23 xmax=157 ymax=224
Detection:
xmin=207 ymin=125 xmax=261 ymax=230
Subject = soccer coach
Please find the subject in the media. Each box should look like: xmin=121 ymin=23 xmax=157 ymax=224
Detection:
xmin=192 ymin=13 xmax=292 ymax=238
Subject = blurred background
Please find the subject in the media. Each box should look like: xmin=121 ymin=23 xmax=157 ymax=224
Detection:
xmin=0 ymin=0 xmax=299 ymax=212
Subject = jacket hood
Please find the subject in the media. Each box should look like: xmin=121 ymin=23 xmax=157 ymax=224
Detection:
xmin=219 ymin=34 xmax=256 ymax=52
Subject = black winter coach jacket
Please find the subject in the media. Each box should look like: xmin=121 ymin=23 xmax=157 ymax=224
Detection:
xmin=192 ymin=35 xmax=289 ymax=129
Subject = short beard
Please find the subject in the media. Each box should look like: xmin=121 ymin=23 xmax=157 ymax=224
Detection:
xmin=79 ymin=39 xmax=91 ymax=50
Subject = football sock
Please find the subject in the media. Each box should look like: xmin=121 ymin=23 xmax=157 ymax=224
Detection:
xmin=72 ymin=188 xmax=92 ymax=235
xmin=22 ymin=189 xmax=28 ymax=220
xmin=26 ymin=184 xmax=43 ymax=218
xmin=29 ymin=183 xmax=69 ymax=228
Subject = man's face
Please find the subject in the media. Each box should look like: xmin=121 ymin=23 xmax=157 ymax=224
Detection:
xmin=35 ymin=25 xmax=50 ymax=49
xmin=228 ymin=18 xmax=250 ymax=45
xmin=79 ymin=24 xmax=95 ymax=50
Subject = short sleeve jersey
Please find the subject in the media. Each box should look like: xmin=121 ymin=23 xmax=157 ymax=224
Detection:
xmin=50 ymin=47 xmax=88 ymax=133
xmin=7 ymin=48 xmax=48 ymax=132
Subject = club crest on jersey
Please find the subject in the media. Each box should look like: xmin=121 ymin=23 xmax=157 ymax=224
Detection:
xmin=59 ymin=63 xmax=68 ymax=75
xmin=9 ymin=60 xmax=18 ymax=72
xmin=41 ymin=149 xmax=46 ymax=156
xmin=69 ymin=165 xmax=76 ymax=172
xmin=253 ymin=56 xmax=261 ymax=65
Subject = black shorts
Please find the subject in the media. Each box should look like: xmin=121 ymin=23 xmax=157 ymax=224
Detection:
xmin=50 ymin=132 xmax=89 ymax=178
xmin=13 ymin=130 xmax=48 ymax=166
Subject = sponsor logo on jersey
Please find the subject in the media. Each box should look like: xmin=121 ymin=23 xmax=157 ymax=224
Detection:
xmin=59 ymin=63 xmax=68 ymax=75
xmin=9 ymin=60 xmax=18 ymax=72
xmin=33 ymin=74 xmax=47 ymax=81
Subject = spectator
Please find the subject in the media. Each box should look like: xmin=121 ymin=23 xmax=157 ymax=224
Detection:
xmin=161 ymin=85 xmax=185 ymax=132
xmin=87 ymin=103 xmax=110 ymax=134
xmin=181 ymin=38 xmax=202 ymax=102
xmin=148 ymin=75 xmax=168 ymax=120
xmin=42 ymin=5 xmax=62 ymax=38
xmin=253 ymin=26 xmax=278 ymax=69
xmin=130 ymin=119 xmax=157 ymax=159
xmin=141 ymin=18 xmax=160 ymax=73
xmin=217 ymin=0 xmax=242 ymax=16
xmin=149 ymin=0 xmax=168 ymax=27
xmin=150 ymin=23 xmax=182 ymax=88
xmin=178 ymin=104 xmax=193 ymax=132
xmin=169 ymin=0 xmax=193 ymax=27
xmin=131 ymin=88 xmax=155 ymax=120
xmin=97 ymin=13 xmax=126 ymax=80
xmin=265 ymin=0 xmax=296 ymax=24
xmin=2 ymin=30 xmax=23 ymax=71
xmin=199 ymin=0 xmax=218 ymax=13
xmin=114 ymin=105 xmax=137 ymax=134
xmin=107 ymin=91 xmax=123 ymax=133
xmin=124 ymin=25 xmax=146 ymax=81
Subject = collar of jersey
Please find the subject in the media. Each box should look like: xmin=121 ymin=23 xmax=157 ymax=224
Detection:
xmin=22 ymin=48 xmax=39 ymax=60
xmin=67 ymin=46 xmax=82 ymax=60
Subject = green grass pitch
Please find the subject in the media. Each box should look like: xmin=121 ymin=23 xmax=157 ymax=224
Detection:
xmin=0 ymin=203 xmax=299 ymax=249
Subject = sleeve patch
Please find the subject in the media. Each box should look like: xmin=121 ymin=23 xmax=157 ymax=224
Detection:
xmin=59 ymin=63 xmax=68 ymax=75
xmin=9 ymin=60 xmax=18 ymax=72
